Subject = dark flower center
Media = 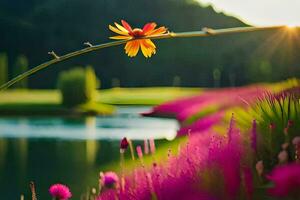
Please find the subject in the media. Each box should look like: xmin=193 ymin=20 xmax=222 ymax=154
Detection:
xmin=130 ymin=28 xmax=144 ymax=37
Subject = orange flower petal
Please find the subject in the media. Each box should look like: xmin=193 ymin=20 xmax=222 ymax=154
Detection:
xmin=109 ymin=25 xmax=129 ymax=36
xmin=125 ymin=41 xmax=133 ymax=54
xmin=125 ymin=41 xmax=139 ymax=57
xmin=144 ymin=39 xmax=156 ymax=48
xmin=114 ymin=22 xmax=129 ymax=33
xmin=131 ymin=41 xmax=140 ymax=57
xmin=109 ymin=35 xmax=132 ymax=40
xmin=121 ymin=20 xmax=133 ymax=32
xmin=140 ymin=40 xmax=156 ymax=58
xmin=140 ymin=43 xmax=149 ymax=57
xmin=146 ymin=26 xmax=167 ymax=36
xmin=143 ymin=23 xmax=157 ymax=34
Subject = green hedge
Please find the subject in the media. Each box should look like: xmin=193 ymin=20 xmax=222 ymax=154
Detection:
xmin=57 ymin=66 xmax=99 ymax=107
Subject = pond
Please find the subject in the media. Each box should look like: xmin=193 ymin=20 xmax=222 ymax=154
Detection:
xmin=0 ymin=106 xmax=179 ymax=199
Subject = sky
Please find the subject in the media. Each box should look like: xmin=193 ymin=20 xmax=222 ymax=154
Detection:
xmin=198 ymin=0 xmax=300 ymax=26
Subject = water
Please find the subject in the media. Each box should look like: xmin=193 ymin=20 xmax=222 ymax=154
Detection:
xmin=0 ymin=106 xmax=179 ymax=199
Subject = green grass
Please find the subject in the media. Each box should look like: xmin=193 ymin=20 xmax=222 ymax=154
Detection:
xmin=0 ymin=89 xmax=60 ymax=104
xmin=98 ymin=87 xmax=202 ymax=105
xmin=0 ymin=87 xmax=201 ymax=116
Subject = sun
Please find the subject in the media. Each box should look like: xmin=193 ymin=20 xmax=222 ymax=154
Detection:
xmin=285 ymin=23 xmax=299 ymax=28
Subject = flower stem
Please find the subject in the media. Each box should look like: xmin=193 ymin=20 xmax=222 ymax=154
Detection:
xmin=128 ymin=139 xmax=135 ymax=160
xmin=0 ymin=25 xmax=285 ymax=90
xmin=120 ymin=151 xmax=125 ymax=191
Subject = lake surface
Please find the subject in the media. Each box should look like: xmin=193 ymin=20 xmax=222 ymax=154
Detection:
xmin=0 ymin=106 xmax=178 ymax=199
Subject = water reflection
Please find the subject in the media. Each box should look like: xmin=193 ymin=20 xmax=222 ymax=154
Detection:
xmin=0 ymin=107 xmax=178 ymax=199
xmin=86 ymin=117 xmax=98 ymax=165
xmin=0 ymin=110 xmax=178 ymax=140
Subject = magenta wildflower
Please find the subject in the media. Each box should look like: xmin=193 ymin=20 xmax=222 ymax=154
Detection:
xmin=267 ymin=163 xmax=300 ymax=197
xmin=100 ymin=171 xmax=119 ymax=189
xmin=49 ymin=184 xmax=72 ymax=200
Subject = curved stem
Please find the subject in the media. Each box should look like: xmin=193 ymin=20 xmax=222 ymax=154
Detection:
xmin=0 ymin=25 xmax=285 ymax=90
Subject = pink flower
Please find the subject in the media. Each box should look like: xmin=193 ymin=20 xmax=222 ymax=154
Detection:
xmin=100 ymin=171 xmax=119 ymax=189
xmin=49 ymin=184 xmax=72 ymax=200
xmin=267 ymin=163 xmax=300 ymax=197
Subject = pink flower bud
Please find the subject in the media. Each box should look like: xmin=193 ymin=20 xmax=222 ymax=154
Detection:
xmin=149 ymin=139 xmax=156 ymax=154
xmin=288 ymin=120 xmax=294 ymax=128
xmin=278 ymin=150 xmax=288 ymax=164
xmin=136 ymin=145 xmax=143 ymax=159
xmin=120 ymin=137 xmax=129 ymax=152
xmin=293 ymin=137 xmax=300 ymax=146
xmin=144 ymin=139 xmax=149 ymax=155
xmin=281 ymin=142 xmax=289 ymax=150
xmin=269 ymin=123 xmax=276 ymax=130
xmin=256 ymin=160 xmax=264 ymax=176
xmin=284 ymin=127 xmax=289 ymax=136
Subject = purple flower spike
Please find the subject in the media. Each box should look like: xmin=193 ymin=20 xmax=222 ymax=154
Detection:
xmin=251 ymin=120 xmax=257 ymax=152
xmin=49 ymin=183 xmax=72 ymax=200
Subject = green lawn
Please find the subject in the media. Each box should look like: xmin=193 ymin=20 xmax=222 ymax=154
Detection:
xmin=0 ymin=87 xmax=201 ymax=116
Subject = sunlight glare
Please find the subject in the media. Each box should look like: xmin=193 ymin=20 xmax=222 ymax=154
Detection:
xmin=286 ymin=23 xmax=298 ymax=28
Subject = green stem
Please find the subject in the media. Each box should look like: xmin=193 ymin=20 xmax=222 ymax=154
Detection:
xmin=0 ymin=25 xmax=285 ymax=90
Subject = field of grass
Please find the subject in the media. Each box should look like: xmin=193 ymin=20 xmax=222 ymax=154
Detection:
xmin=0 ymin=87 xmax=201 ymax=116
xmin=99 ymin=87 xmax=202 ymax=105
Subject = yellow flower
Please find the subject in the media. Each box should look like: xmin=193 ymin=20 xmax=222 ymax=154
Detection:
xmin=109 ymin=20 xmax=167 ymax=58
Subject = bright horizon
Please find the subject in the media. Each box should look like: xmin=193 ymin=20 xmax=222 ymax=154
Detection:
xmin=198 ymin=0 xmax=300 ymax=26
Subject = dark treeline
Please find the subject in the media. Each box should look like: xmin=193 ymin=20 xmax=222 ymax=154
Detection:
xmin=1 ymin=0 xmax=300 ymax=88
